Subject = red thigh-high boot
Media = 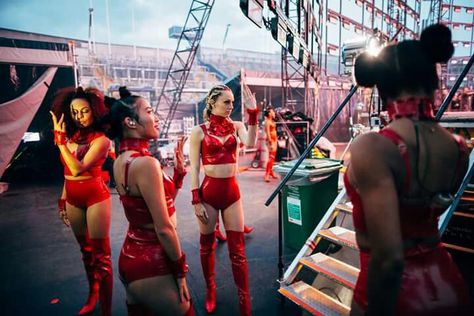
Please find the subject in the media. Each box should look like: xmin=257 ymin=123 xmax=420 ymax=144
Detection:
xmin=183 ymin=300 xmax=195 ymax=316
xmin=200 ymin=232 xmax=217 ymax=314
xmin=226 ymin=231 xmax=251 ymax=316
xmin=76 ymin=234 xmax=100 ymax=315
xmin=214 ymin=219 xmax=227 ymax=242
xmin=91 ymin=238 xmax=113 ymax=316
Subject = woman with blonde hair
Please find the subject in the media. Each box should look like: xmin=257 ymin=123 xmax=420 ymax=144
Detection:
xmin=189 ymin=84 xmax=258 ymax=315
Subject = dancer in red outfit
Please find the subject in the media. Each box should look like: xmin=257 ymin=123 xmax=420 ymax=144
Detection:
xmin=190 ymin=84 xmax=258 ymax=315
xmin=345 ymin=24 xmax=473 ymax=315
xmin=50 ymin=87 xmax=112 ymax=316
xmin=263 ymin=107 xmax=278 ymax=182
xmin=104 ymin=87 xmax=193 ymax=315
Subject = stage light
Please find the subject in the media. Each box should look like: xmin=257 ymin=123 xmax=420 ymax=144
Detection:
xmin=366 ymin=37 xmax=381 ymax=56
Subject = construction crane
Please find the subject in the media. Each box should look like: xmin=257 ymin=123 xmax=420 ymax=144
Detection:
xmin=154 ymin=0 xmax=215 ymax=138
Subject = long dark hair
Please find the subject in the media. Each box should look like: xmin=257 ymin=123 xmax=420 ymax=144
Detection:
xmin=103 ymin=86 xmax=142 ymax=140
xmin=51 ymin=86 xmax=108 ymax=138
xmin=354 ymin=24 xmax=454 ymax=103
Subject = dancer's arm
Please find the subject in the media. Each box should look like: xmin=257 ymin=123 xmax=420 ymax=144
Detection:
xmin=189 ymin=126 xmax=208 ymax=224
xmin=236 ymin=104 xmax=258 ymax=148
xmin=172 ymin=136 xmax=187 ymax=199
xmin=50 ymin=111 xmax=110 ymax=176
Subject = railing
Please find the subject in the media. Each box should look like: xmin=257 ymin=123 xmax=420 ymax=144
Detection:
xmin=265 ymin=84 xmax=358 ymax=282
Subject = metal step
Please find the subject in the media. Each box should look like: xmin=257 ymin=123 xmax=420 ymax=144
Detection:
xmin=279 ymin=281 xmax=350 ymax=316
xmin=319 ymin=226 xmax=358 ymax=250
xmin=335 ymin=203 xmax=353 ymax=214
xmin=300 ymin=253 xmax=359 ymax=290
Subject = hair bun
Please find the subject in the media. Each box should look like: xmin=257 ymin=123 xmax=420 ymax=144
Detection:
xmin=420 ymin=24 xmax=454 ymax=63
xmin=354 ymin=52 xmax=379 ymax=87
xmin=104 ymin=96 xmax=116 ymax=109
xmin=119 ymin=86 xmax=132 ymax=99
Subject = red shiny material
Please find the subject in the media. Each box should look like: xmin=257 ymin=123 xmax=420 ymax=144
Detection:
xmin=344 ymin=127 xmax=472 ymax=314
xmin=65 ymin=177 xmax=110 ymax=208
xmin=191 ymin=188 xmax=201 ymax=205
xmin=355 ymin=244 xmax=472 ymax=315
xmin=169 ymin=253 xmax=189 ymax=278
xmin=246 ymin=108 xmax=259 ymax=126
xmin=201 ymin=176 xmax=240 ymax=211
xmin=119 ymin=227 xmax=173 ymax=283
xmin=386 ymin=97 xmax=435 ymax=122
xmin=200 ymin=124 xmax=237 ymax=165
xmin=173 ymin=167 xmax=186 ymax=189
xmin=57 ymin=198 xmax=66 ymax=211
xmin=119 ymin=138 xmax=151 ymax=156
xmin=118 ymin=147 xmax=179 ymax=285
xmin=226 ymin=231 xmax=251 ymax=316
xmin=61 ymin=131 xmax=106 ymax=178
xmin=200 ymin=232 xmax=217 ymax=314
xmin=91 ymin=237 xmax=113 ymax=316
xmin=54 ymin=130 xmax=67 ymax=145
xmin=76 ymin=234 xmax=99 ymax=315
xmin=208 ymin=114 xmax=235 ymax=137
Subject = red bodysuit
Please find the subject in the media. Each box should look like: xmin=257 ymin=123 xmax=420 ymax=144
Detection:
xmin=61 ymin=131 xmax=110 ymax=208
xmin=118 ymin=148 xmax=177 ymax=284
xmin=200 ymin=121 xmax=240 ymax=211
xmin=344 ymin=127 xmax=472 ymax=315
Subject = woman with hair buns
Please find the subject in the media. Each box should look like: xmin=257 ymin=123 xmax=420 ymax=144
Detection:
xmin=189 ymin=84 xmax=258 ymax=315
xmin=50 ymin=87 xmax=113 ymax=316
xmin=105 ymin=87 xmax=193 ymax=315
xmin=345 ymin=24 xmax=473 ymax=315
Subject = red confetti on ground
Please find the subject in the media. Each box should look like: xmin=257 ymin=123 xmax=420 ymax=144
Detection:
xmin=50 ymin=298 xmax=60 ymax=304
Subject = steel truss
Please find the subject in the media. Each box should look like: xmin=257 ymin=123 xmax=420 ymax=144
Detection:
xmin=154 ymin=0 xmax=215 ymax=138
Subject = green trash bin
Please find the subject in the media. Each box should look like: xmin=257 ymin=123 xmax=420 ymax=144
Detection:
xmin=274 ymin=158 xmax=342 ymax=250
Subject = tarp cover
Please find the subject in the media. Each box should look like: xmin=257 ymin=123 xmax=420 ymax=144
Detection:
xmin=0 ymin=67 xmax=57 ymax=178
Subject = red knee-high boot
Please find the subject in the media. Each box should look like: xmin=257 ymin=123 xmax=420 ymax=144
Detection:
xmin=91 ymin=238 xmax=113 ymax=316
xmin=214 ymin=220 xmax=227 ymax=242
xmin=226 ymin=231 xmax=251 ymax=316
xmin=76 ymin=234 xmax=99 ymax=315
xmin=200 ymin=233 xmax=217 ymax=314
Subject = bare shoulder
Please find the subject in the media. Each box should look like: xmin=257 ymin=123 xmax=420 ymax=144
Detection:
xmin=191 ymin=124 xmax=205 ymax=139
xmin=133 ymin=156 xmax=161 ymax=177
xmin=233 ymin=121 xmax=245 ymax=130
xmin=350 ymin=132 xmax=397 ymax=160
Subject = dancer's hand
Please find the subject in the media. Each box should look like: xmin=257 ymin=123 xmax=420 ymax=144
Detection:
xmin=58 ymin=207 xmax=70 ymax=227
xmin=49 ymin=111 xmax=66 ymax=133
xmin=175 ymin=136 xmax=187 ymax=173
xmin=176 ymin=277 xmax=190 ymax=302
xmin=193 ymin=203 xmax=209 ymax=224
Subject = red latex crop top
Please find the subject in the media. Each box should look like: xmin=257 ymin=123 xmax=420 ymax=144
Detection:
xmin=61 ymin=131 xmax=106 ymax=178
xmin=200 ymin=124 xmax=237 ymax=165
xmin=344 ymin=127 xmax=468 ymax=240
xmin=119 ymin=143 xmax=176 ymax=228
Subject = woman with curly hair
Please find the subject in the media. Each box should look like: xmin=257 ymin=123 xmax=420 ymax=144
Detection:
xmin=346 ymin=24 xmax=473 ymax=315
xmin=50 ymin=87 xmax=112 ymax=316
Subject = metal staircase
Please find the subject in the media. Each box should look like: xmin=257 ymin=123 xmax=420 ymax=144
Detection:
xmin=277 ymin=187 xmax=358 ymax=315
xmin=278 ymin=140 xmax=474 ymax=314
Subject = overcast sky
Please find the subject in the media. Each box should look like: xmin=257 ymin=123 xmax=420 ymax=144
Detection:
xmin=0 ymin=0 xmax=281 ymax=53
xmin=0 ymin=0 xmax=472 ymax=55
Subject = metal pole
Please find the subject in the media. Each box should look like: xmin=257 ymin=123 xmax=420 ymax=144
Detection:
xmin=436 ymin=53 xmax=474 ymax=120
xmin=265 ymin=84 xmax=358 ymax=206
xmin=278 ymin=191 xmax=284 ymax=283
xmin=105 ymin=0 xmax=112 ymax=58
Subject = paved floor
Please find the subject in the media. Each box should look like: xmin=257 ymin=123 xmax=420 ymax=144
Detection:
xmin=1 ymin=156 xmax=473 ymax=315
xmin=0 ymin=166 xmax=302 ymax=316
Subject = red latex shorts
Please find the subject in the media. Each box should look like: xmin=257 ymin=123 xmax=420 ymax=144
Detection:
xmin=354 ymin=243 xmax=472 ymax=315
xmin=119 ymin=227 xmax=172 ymax=284
xmin=65 ymin=177 xmax=110 ymax=208
xmin=201 ymin=175 xmax=241 ymax=211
